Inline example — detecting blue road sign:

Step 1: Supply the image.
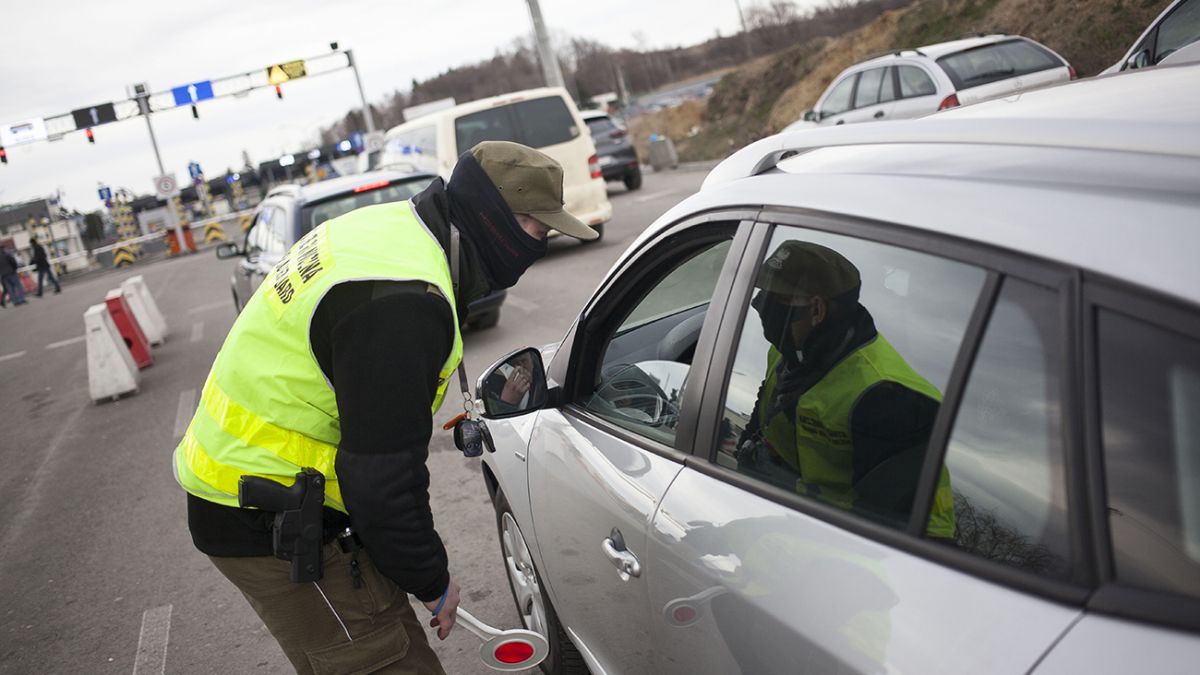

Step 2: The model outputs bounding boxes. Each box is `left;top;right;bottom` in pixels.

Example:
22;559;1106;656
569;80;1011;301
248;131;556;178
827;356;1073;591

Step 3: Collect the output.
97;186;112;202
172;81;214;107
351;132;364;151
188;162;203;179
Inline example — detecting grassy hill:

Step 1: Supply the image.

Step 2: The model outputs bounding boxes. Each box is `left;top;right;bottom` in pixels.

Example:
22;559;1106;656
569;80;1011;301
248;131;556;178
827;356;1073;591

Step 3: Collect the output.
630;0;1170;162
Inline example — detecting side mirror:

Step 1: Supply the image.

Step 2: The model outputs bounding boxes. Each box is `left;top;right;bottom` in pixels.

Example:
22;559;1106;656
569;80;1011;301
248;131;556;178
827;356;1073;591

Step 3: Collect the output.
477;347;548;419
215;242;243;259
1129;49;1152;69
803;110;816;122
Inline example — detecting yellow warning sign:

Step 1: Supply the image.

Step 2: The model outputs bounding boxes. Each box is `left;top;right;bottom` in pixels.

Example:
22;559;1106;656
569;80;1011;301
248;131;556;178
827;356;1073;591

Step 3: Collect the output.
112;246;137;268
267;60;307;85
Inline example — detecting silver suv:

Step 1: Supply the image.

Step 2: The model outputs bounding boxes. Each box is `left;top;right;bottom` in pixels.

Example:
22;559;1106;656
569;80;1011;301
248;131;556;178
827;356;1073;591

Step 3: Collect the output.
786;34;1074;131
473;64;1200;674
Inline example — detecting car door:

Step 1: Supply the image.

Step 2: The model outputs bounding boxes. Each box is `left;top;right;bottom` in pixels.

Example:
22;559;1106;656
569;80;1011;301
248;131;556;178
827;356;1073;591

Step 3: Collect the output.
234;208;269;306
526;217;746;674
890;64;942;119
646;219;1088;674
844;66;896;124
814;73;858;126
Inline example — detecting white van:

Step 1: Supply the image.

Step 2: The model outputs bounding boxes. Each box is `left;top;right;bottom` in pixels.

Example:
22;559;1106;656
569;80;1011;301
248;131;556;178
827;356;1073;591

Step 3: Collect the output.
378;87;612;238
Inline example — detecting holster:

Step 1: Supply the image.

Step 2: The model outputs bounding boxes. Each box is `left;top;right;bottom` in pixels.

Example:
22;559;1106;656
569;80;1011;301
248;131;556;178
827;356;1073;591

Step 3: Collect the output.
238;468;326;583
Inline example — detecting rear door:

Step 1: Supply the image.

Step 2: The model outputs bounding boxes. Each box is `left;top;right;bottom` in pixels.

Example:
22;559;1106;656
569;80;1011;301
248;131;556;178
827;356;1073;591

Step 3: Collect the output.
842;66;897;124
890;64;942;119
647;217;1088;673
937;39;1071;105
527;218;744;673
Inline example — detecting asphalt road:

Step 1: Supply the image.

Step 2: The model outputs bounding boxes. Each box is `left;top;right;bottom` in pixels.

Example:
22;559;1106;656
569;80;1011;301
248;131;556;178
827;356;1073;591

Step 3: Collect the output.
0;168;705;675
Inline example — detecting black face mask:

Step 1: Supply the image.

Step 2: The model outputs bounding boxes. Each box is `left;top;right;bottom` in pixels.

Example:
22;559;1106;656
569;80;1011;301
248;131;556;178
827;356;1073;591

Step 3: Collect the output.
446;153;547;290
752;290;802;358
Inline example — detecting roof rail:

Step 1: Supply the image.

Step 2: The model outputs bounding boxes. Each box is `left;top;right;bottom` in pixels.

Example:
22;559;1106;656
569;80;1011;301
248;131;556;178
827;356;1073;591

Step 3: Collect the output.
702;117;1200;189
858;47;926;62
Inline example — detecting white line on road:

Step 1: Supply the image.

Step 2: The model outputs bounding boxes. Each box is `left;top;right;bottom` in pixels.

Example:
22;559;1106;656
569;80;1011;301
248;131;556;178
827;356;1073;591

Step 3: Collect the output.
45;335;86;350
634;190;677;203
186;300;228;315
503;294;539;313
0;350;26;363
132;604;173;675
174;389;196;439
190;321;204;343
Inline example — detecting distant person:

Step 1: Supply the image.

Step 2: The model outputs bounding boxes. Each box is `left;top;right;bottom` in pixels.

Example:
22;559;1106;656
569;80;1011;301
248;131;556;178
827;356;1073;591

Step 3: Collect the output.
0;247;26;307
737;240;955;538
29;237;61;296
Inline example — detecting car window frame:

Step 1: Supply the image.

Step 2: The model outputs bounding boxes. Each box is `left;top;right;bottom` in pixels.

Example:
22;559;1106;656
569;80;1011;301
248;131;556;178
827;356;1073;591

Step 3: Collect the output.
895;63;939;100
818;72;860;118
685;206;1094;607
551;212;757;463
1082;275;1200;633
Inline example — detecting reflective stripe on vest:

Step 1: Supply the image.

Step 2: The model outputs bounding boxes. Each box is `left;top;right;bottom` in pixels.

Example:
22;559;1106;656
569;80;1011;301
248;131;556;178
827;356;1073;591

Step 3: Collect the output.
174;200;463;513
759;334;956;538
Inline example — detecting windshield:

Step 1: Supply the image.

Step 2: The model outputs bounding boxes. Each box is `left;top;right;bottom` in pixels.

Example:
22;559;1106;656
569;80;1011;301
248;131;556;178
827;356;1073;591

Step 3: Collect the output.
299;179;431;233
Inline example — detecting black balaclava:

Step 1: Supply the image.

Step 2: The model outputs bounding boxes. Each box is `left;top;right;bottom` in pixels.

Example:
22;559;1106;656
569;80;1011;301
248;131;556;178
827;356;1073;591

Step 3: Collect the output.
445;152;547;290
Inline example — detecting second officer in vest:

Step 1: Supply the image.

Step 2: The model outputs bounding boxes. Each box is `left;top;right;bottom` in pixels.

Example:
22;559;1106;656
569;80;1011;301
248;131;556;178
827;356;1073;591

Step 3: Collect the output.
737;240;956;539
175;141;598;674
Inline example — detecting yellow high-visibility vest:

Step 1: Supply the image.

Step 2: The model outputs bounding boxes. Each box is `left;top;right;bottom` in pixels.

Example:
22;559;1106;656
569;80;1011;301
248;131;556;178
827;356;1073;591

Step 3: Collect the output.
174;201;463;512
759;334;956;538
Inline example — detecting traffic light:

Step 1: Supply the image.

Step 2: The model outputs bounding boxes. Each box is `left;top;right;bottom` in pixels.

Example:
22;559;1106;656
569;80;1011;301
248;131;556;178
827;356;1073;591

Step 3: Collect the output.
192;104;200;119
275;85;283;100
0;146;6;164
86;128;95;144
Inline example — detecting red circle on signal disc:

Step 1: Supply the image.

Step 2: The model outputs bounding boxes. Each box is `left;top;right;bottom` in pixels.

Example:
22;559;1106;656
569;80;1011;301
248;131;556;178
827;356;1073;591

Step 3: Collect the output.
494;640;536;664
673;606;697;624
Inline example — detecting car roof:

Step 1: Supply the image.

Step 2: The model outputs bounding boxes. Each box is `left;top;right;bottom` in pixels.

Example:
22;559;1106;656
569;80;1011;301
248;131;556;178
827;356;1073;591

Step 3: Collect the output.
284;169;435;203
857;34;1019;67
650;65;1200;306
580;109;609;120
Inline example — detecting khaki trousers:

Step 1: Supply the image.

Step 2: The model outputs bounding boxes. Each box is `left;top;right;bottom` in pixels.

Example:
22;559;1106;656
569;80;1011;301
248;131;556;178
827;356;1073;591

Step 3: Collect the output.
210;541;445;675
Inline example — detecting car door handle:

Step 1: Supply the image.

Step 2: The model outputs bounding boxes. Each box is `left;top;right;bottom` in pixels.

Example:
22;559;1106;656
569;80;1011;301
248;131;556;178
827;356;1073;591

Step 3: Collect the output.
602;528;641;581
874;110;885;119
836;119;845;125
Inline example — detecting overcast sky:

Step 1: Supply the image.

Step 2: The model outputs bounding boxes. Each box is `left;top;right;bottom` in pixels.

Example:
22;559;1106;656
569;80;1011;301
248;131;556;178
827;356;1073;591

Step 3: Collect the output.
1;0;824;212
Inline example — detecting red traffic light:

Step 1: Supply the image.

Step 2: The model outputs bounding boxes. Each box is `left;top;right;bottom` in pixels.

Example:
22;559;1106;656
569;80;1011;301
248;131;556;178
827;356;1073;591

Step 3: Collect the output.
86;128;95;144
0;146;6;164
275;85;283;100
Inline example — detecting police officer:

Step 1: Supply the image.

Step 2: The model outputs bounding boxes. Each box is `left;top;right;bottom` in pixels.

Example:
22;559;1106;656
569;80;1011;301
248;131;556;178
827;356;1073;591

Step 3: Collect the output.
175;141;598;674
740;240;955;538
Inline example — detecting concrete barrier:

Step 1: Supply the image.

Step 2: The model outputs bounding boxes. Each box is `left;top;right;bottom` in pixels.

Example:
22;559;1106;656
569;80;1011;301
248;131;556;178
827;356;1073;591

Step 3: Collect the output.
85;304;140;402
121;276;168;345
104;289;154;369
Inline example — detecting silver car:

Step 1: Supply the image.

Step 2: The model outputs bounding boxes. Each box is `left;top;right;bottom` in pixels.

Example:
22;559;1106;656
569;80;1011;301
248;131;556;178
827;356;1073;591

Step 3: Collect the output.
473;64;1200;674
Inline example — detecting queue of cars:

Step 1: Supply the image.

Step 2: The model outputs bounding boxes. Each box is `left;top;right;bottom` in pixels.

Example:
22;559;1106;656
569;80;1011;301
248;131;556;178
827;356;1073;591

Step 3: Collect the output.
472;63;1200;674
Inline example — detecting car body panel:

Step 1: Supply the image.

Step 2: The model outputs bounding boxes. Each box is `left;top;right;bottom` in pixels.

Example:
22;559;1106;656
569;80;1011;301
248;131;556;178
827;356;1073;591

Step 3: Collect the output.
646;469;1081;674
1103;0;1200;74
1031;614;1200;674
526;408;684;674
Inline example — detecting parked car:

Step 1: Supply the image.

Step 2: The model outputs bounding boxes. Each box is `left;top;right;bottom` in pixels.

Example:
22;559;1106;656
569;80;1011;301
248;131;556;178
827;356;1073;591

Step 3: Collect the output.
580;109;643;191
783;34;1075;132
378;87;611;240
472;64;1200;674
1102;0;1200;73
216;169;506;329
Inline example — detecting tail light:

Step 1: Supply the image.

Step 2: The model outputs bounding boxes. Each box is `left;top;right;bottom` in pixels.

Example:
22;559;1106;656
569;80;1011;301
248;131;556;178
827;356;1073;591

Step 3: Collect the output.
353;180;391;193
1068;66;1078;80
588;154;601;179
937;93;961;111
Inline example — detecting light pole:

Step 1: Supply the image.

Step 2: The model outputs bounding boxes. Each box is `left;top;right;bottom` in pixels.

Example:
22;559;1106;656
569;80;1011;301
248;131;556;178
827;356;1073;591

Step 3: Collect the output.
337;43;376;134
524;0;565;89
734;0;753;60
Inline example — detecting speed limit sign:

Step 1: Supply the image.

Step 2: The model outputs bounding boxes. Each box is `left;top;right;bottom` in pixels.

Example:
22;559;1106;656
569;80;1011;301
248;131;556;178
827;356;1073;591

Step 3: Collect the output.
154;173;179;198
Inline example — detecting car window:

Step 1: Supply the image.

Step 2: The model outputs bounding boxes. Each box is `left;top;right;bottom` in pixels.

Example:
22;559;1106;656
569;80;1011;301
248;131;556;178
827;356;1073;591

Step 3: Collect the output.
299;180;430;234
384;125;438;171
456;106;518;151
582;237;735;446
247;208;272;254
854;67;887;108
936;278;1071;581
879;66;898;103
897;65;937;98
936;40;1063;89
715;225;986;534
1098;309;1200;599
1155;0;1200;63
267;206;289;254
585;116;618;137
514;97;579;148
820;75;857;117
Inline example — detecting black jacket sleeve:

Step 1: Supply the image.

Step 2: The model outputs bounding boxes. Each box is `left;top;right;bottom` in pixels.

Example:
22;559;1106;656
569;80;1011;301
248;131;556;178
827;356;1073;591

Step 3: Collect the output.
328;286;456;602
849;381;941;513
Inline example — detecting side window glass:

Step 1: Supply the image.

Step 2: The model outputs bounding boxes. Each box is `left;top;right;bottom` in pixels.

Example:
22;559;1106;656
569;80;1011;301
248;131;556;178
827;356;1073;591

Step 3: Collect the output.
583;237;735;446
717;225;985;533
1099;309;1200;598
854;67;885;109
248;209;271;254
938;279;1071;580
268;207;289;253
1155;0;1200;63
821;75;857;116
879;67;898;103
897;66;937;98
515;97;579;148
455;107;518;151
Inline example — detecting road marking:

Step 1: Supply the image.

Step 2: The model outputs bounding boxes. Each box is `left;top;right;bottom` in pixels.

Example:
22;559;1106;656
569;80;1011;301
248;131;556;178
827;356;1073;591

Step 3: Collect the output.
190;321;203;343
45;335;86;350
174;389;196;439
186;300;228;315
634;190;676;203
503;294;538;313
132;604;173;675
0;350;26;363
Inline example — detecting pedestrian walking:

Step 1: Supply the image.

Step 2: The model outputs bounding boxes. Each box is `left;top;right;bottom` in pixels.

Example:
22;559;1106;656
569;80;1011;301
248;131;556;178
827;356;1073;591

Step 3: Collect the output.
0;247;27;307
29;237;61;296
174;141;598;674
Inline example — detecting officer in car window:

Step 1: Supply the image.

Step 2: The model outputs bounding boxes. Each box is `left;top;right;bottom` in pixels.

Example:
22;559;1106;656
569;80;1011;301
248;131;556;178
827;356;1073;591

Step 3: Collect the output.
737;241;955;539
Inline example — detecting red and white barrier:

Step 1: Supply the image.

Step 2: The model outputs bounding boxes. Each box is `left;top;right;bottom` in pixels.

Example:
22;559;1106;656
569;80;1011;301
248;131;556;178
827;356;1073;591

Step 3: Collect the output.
104;289;154;369
120;275;168;345
85;304;140;402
